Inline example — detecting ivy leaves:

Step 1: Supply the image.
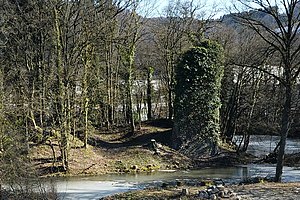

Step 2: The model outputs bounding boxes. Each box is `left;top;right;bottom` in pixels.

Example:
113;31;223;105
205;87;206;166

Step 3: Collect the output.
173;39;224;156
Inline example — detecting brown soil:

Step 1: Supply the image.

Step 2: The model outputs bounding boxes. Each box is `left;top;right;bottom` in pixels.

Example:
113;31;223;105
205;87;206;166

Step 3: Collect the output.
30;118;300;175
30;119;192;177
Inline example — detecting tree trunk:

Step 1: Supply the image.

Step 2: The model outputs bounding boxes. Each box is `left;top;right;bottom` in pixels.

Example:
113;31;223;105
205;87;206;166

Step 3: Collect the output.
127;82;135;133
147;67;153;120
241;72;261;152
223;73;242;141
82;45;92;149
136;92;142;130
54;5;68;172
168;88;173;119
83;98;89;148
105;42;112;130
126;43;136;133
275;83;292;182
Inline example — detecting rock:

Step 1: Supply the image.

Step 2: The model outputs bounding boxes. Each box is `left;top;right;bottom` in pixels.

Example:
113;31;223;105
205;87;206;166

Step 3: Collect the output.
181;188;189;195
227;189;233;195
198;184;240;199
130;165;138;170
115;160;122;164
221;190;231;198
207;185;219;194
146;164;153;168
151;139;157;149
213;179;225;186
198;181;206;186
161;182;168;188
154;149;161;155
207;188;213;195
216;185;225;191
207;185;215;190
218;191;225;198
230;192;237;198
199;190;209;199
173;164;179;169
176;180;184;186
210;194;217;200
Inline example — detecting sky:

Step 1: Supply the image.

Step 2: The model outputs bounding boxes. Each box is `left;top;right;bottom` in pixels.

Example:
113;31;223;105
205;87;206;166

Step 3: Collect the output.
137;0;282;19
147;0;233;18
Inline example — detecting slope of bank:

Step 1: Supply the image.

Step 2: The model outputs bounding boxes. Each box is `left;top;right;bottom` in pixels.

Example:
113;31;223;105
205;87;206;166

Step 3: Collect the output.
29;120;193;177
101;182;300;200
29;119;300;178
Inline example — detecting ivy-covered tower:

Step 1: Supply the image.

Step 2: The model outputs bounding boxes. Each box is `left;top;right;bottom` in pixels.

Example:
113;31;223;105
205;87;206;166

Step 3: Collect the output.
172;39;224;157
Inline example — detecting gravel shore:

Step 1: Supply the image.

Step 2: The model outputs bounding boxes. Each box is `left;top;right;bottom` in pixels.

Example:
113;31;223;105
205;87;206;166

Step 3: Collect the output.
101;182;300;200
231;182;300;199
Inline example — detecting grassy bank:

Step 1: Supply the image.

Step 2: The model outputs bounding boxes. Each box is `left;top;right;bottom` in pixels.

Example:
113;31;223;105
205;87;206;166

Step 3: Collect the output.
29;120;192;177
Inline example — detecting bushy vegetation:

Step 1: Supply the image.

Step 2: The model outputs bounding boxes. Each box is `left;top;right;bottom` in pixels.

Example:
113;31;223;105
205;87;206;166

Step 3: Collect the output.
173;40;224;157
1;0;300;186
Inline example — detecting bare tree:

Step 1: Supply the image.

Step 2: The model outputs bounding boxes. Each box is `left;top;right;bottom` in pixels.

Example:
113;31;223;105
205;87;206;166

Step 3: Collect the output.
234;0;300;182
153;0;206;119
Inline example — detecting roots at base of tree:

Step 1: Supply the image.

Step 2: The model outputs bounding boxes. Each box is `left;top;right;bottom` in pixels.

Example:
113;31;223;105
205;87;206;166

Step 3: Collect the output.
258;152;300;167
177;140;219;159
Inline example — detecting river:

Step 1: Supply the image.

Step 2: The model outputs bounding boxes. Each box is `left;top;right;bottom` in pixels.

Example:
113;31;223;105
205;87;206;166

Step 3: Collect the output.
55;135;300;200
55;168;243;199
234;135;300;157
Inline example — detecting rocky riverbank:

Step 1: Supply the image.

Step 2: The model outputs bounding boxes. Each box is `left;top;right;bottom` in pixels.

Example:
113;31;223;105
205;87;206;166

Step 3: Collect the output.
231;182;300;199
101;182;300;200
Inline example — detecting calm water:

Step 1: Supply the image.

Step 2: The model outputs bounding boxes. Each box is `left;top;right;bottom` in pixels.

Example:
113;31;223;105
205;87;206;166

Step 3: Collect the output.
55;165;300;199
234;135;300;157
56;168;244;200
55;135;300;200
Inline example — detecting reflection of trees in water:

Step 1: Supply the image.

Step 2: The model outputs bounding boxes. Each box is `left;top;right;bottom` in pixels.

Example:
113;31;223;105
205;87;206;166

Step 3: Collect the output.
234;135;300;157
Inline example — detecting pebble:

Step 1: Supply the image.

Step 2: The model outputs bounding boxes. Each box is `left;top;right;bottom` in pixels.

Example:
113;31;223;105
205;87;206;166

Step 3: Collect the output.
161;182;168;188
181;188;189;195
130;165;138;170
176;180;184;186
210;194;217;200
199;190;209;199
217;185;225;191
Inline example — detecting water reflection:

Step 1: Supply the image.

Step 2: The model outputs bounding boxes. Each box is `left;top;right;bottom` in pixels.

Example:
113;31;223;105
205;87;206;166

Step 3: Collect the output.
56;179;139;200
55;135;300;199
55;167;249;200
234;135;300;157
55;165;300;200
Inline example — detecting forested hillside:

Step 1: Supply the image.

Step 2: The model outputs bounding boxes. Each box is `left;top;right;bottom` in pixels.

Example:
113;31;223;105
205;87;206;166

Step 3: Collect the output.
1;0;300;190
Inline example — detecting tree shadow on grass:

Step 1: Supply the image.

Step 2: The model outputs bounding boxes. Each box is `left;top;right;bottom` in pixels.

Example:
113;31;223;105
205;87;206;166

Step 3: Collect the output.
87;130;173;149
108;131;135;142
38;165;66;174
142;118;173;129
33;157;57;164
